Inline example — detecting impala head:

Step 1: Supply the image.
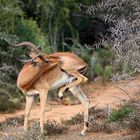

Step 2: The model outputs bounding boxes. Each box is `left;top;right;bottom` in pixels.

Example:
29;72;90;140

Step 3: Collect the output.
4;40;51;64
16;54;43;64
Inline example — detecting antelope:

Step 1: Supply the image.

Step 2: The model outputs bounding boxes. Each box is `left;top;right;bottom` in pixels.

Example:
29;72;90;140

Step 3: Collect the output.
6;41;90;136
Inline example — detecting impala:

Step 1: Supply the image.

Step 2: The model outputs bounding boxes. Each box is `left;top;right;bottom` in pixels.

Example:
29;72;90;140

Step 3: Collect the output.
6;41;90;136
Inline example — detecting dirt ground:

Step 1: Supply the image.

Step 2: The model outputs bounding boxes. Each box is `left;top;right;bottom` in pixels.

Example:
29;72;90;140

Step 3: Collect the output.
48;130;139;140
0;76;140;139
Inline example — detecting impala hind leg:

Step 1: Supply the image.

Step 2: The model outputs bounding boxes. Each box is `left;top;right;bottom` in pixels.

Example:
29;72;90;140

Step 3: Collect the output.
58;71;88;99
24;95;34;131
69;86;89;136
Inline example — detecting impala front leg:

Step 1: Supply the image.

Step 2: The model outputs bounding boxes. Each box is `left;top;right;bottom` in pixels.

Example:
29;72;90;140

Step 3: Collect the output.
39;89;48;133
24;95;34;131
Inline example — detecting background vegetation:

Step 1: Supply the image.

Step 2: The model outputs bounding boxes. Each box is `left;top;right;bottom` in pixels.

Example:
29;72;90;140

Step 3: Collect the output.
0;0;139;112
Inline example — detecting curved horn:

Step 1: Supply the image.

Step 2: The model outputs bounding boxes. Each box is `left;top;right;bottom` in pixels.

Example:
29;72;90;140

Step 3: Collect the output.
4;39;49;63
4;40;41;54
17;54;49;64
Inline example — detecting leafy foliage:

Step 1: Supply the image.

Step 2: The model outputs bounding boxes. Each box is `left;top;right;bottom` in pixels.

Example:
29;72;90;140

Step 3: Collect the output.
0;0;23;33
36;0;79;51
86;49;112;80
104;66;113;81
95;63;103;76
15;19;46;48
108;105;133;123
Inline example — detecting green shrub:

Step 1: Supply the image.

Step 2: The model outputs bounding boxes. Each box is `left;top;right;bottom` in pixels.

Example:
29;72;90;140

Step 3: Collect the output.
0;0;23;33
95;63;103;76
98;48;112;66
108;105;133;123
0;94;22;113
81;51;90;63
85;49;113;81
15;19;49;52
103;66;113;81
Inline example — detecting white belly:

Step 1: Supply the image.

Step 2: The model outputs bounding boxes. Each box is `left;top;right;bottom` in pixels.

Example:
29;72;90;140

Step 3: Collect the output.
26;72;75;95
50;72;70;90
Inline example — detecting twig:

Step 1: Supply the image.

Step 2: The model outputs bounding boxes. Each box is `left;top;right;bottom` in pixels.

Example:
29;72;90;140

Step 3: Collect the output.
115;85;134;104
112;95;126;102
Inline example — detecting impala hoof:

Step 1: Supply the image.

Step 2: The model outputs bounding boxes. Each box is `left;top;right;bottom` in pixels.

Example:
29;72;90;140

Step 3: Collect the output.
58;92;63;100
60;96;63;100
23;128;28;133
40;130;44;134
80;131;85;136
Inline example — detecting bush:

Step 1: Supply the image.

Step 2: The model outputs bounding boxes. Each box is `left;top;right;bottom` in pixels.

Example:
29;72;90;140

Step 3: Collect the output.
15;19;49;53
95;63;103;76
85;49;112;80
64;113;84;125
0;96;21;113
103;65;113;81
0;0;23;33
0;90;22;113
44;120;68;135
0;115;24;131
108;105;133;123
85;0;140;77
1;120;69;139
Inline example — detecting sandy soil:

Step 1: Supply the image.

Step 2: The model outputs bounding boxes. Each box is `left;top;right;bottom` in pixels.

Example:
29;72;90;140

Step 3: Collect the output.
0;76;140;139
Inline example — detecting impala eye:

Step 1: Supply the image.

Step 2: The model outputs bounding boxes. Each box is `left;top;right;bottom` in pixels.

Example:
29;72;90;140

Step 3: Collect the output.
31;61;40;67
